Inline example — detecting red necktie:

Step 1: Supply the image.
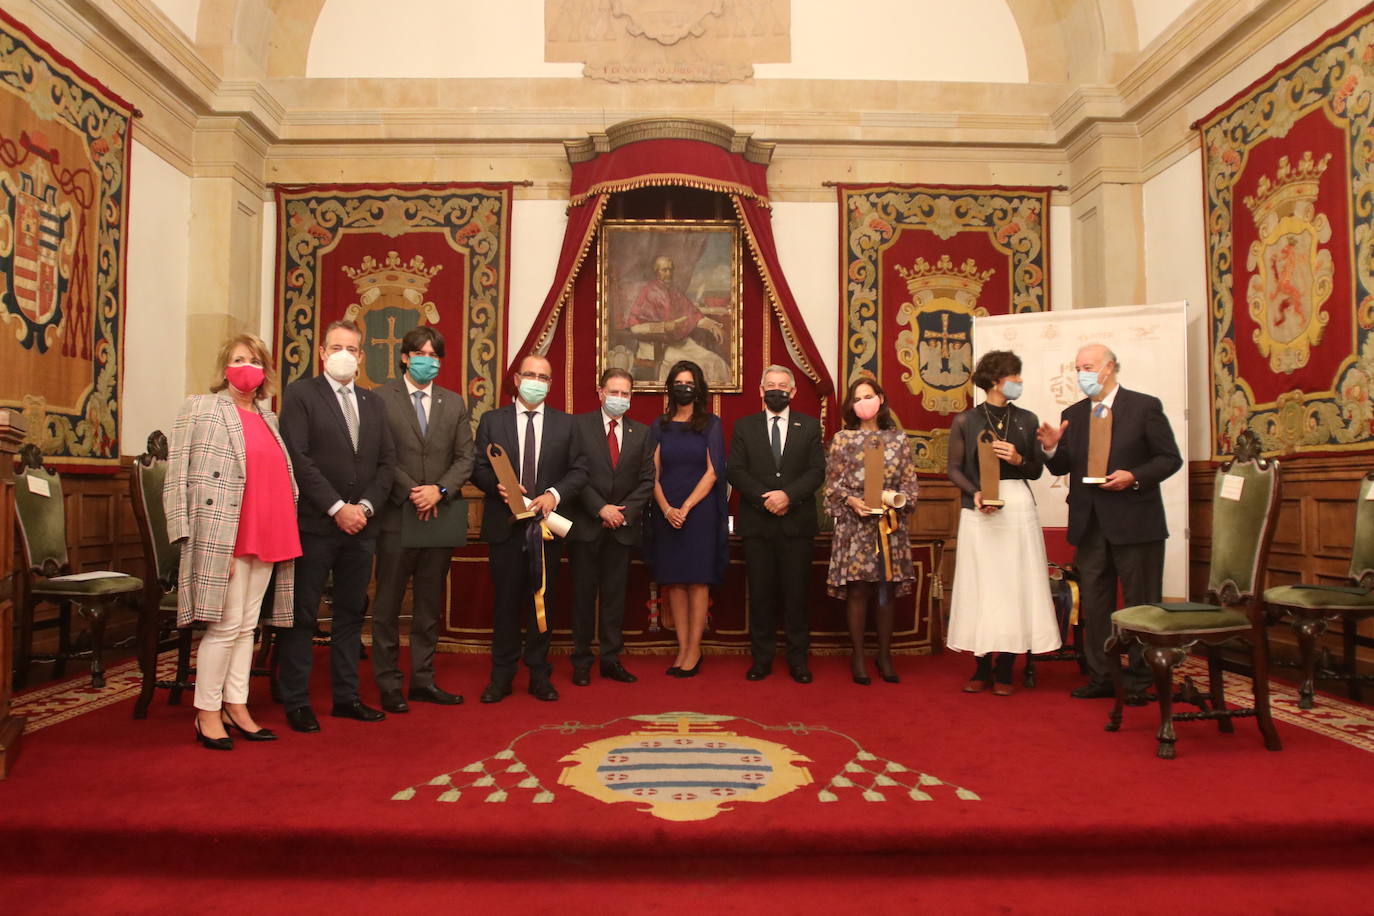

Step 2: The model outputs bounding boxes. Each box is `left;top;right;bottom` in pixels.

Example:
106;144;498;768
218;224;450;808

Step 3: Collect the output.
607;418;620;468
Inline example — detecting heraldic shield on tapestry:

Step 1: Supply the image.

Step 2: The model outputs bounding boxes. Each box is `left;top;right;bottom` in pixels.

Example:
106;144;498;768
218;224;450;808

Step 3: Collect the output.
1202;7;1372;459
0;10;134;467
274;184;513;424
839;185;1051;472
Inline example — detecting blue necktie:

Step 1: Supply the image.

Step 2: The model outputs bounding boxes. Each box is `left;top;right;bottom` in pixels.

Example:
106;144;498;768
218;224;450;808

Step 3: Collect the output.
413;390;428;436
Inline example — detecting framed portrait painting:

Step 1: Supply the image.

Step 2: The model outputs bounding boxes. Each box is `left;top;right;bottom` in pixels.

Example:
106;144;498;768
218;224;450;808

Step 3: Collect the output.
597;220;743;392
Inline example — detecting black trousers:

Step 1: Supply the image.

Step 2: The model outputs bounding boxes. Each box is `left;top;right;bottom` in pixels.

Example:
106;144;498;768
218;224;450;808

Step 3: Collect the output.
278;529;376;709
1074;511;1164;692
371;536;451;693
743;535;814;668
488;528;561;684
568;532;632;669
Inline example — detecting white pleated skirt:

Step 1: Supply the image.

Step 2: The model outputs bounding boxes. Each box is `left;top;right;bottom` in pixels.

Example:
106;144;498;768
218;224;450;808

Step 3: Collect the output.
946;480;1063;656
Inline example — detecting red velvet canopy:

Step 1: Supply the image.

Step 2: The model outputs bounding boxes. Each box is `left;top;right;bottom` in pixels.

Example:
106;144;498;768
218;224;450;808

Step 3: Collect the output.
510;133;834;427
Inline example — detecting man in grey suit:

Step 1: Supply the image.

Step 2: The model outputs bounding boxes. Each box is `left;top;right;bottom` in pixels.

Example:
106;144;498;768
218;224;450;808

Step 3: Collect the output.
371;327;474;713
565;369;656;686
726;365;826;683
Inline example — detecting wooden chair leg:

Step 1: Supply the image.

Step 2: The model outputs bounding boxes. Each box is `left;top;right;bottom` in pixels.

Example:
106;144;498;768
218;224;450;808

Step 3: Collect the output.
1290;616;1325;710
133;605;160;719
53;601;72;681
1344;626;1362;704
1206;646;1233;733
1144;644;1185;760
14;598;36;690
83;602;109;689
1105;633;1126;733
170;627;193;706
1251;627;1283;752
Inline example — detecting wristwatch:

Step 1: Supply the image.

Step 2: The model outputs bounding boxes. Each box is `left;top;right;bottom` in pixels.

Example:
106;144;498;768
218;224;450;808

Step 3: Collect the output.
361;503;374;518
439;486;448;499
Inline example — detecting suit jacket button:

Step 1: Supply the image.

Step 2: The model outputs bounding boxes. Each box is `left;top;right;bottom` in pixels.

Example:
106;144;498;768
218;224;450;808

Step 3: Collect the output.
205;499;213;505
212;471;220;478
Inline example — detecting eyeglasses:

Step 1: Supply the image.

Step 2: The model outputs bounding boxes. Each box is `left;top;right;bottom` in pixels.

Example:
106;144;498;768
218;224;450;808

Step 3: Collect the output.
519;371;553;383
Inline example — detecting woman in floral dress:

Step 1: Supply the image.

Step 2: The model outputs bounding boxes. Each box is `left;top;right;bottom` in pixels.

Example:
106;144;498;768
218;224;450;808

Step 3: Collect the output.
824;377;920;685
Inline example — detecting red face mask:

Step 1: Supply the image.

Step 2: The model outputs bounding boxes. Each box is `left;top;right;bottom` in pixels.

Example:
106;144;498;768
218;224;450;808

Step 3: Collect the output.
226;364;265;394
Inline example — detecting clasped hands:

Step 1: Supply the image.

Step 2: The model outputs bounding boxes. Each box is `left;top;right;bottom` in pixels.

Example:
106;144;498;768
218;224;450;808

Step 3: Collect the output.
408;484;443;521
659;502;692;528
333;503;368;535
761;490;790;515
497;482;556;517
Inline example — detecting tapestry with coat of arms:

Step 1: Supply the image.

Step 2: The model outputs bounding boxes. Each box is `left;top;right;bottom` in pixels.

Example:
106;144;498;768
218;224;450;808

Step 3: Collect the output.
838;184;1051;472
0;10;135;468
1201;6;1374;459
274;183;513;423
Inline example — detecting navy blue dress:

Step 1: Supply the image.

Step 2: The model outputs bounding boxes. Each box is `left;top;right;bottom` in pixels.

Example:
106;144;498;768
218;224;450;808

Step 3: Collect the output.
645;416;729;586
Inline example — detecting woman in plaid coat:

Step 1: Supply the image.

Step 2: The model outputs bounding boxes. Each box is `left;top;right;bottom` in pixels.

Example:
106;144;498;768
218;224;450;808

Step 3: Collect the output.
165;333;301;750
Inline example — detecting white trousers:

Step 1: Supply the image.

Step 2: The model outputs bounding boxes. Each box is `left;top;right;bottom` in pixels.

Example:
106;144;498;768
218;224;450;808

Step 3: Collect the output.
194;555;273;711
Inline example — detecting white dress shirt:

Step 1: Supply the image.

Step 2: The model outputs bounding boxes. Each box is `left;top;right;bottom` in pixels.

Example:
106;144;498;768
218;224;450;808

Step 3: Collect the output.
515;399;560;507
405;375;434;424
327;378;374;518
602;408;624;453
765;406;790;455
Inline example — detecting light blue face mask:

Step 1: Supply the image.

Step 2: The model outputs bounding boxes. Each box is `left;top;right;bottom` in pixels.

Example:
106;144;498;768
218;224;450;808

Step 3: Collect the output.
603;395;630;417
1077;370;1103;398
518;378;549;407
407;355;440;384
1001;380;1024;400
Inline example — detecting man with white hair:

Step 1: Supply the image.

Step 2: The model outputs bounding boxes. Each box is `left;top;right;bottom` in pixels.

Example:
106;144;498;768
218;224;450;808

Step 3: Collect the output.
726;364;826;683
1036;342;1182;704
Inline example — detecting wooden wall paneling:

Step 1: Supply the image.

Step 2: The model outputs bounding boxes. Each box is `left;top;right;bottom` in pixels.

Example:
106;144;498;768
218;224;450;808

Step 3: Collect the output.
1;409;27;777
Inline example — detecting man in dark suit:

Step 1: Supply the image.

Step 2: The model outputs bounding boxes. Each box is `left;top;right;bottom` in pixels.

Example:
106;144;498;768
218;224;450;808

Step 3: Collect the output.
565;368;655;686
726;365;826;683
471;353;587;703
1037;342;1182;702
278;319;397;732
370;327;474;713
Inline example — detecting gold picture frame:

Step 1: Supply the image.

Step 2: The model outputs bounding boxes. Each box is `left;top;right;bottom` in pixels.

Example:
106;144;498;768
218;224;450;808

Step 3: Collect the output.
597;220;743;393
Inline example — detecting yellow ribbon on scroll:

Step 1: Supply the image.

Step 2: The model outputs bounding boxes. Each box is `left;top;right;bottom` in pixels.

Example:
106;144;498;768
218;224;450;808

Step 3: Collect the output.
527;519;556;633
877;508;901;580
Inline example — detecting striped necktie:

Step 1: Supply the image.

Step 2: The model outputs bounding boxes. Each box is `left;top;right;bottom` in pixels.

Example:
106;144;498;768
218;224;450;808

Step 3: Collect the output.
339;386;358;451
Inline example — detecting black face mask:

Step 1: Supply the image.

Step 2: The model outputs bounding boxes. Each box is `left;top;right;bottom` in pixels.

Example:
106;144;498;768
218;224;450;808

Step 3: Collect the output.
670;384;697;405
763;389;791;412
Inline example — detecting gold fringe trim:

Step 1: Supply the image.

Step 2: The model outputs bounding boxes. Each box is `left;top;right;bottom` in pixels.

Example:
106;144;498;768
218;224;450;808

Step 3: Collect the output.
570;175;770;209
533;194;609;355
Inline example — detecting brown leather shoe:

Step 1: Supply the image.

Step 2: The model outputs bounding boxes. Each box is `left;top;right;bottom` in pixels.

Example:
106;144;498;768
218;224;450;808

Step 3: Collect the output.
962;679;989;693
992;683;1014;696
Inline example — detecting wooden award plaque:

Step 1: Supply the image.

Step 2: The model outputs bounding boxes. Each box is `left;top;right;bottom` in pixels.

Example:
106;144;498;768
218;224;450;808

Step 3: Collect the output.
486;443;538;520
977;430;1004;508
863;439;886;514
1084;405;1111;484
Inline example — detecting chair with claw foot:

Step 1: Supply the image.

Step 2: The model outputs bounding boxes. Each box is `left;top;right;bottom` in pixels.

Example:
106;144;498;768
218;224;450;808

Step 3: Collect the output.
1103;430;1282;759
13;445;143;689
1261;469;1374;710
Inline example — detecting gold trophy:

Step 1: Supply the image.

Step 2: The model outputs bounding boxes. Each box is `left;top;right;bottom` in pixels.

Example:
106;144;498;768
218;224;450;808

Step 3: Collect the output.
977;429;1005;508
486;443;539;521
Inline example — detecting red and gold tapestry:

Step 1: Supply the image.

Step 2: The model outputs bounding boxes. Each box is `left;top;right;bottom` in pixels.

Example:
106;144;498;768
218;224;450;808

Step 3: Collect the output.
273;183;513;421
838;184;1051;472
0;10;135;468
1201;6;1374;459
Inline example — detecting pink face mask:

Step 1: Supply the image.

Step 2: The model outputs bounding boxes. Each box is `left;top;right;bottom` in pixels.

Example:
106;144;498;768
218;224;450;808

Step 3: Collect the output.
226;364;265;393
853;397;881;421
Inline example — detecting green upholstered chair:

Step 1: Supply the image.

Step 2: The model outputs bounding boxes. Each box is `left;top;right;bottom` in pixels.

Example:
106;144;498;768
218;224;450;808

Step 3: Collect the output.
1104;430;1282;759
12;445;143;689
1262;470;1374;709
129;431;195;718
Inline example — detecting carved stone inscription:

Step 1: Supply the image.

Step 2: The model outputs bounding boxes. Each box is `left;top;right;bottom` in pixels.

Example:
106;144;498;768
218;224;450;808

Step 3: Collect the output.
546;0;790;83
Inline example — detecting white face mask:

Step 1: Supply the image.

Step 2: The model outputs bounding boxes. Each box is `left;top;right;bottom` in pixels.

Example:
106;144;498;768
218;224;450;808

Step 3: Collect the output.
324;350;358;383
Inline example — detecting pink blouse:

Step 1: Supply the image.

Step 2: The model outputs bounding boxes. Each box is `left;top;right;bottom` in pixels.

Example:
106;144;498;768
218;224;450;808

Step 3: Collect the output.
234;408;302;562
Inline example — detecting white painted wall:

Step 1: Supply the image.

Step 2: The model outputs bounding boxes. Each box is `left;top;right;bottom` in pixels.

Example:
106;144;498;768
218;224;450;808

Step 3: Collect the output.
145;0;199;41
1049;204;1073;311
1132;0;1197;49
1142;149;1208;460
308;0;583;78
123;140;190;450
507;199;570;360
307;0;1027;83
770;201;839;384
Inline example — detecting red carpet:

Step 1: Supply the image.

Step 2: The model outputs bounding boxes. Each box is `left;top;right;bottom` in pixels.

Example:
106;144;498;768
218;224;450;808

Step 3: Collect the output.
4;648;1374;913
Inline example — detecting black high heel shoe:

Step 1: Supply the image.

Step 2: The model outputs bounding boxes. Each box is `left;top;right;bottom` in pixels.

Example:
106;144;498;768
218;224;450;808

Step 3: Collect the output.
876;658;900;684
851;659;871;686
195;717;234;751
222;711;277;742
675;656;703;678
666;665;683;676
